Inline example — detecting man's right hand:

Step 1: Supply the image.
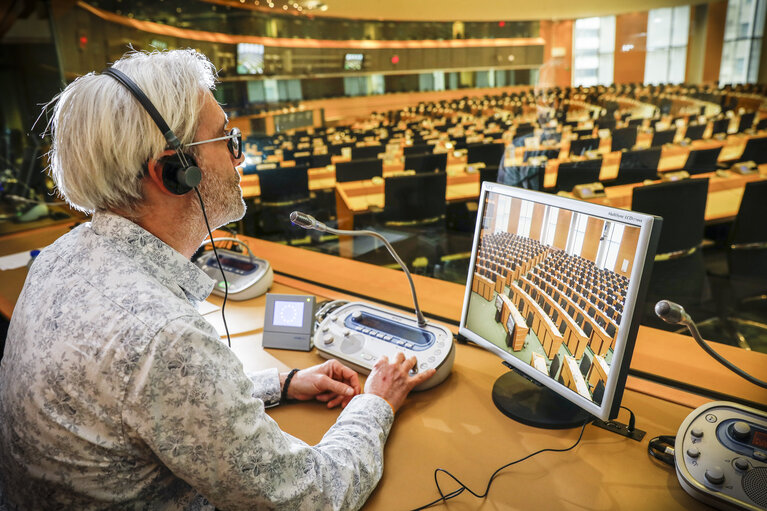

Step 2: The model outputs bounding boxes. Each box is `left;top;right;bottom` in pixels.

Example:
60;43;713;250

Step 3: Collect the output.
363;352;436;413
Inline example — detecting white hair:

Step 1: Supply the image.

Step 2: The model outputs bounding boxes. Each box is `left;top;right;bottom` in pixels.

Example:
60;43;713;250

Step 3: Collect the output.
47;49;217;214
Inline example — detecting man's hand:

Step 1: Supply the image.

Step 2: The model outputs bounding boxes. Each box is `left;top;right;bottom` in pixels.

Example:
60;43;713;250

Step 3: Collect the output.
284;360;361;408
364;352;436;413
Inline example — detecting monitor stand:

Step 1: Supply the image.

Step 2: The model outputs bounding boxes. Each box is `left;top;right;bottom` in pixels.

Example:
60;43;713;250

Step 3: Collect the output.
492;369;592;429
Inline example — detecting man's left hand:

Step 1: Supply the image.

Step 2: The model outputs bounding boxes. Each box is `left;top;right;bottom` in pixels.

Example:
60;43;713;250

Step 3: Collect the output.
284;360;361;408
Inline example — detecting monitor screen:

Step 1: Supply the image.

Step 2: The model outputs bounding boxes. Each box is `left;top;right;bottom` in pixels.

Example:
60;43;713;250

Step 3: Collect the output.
344;53;364;71
236;43;265;75
459;182;661;424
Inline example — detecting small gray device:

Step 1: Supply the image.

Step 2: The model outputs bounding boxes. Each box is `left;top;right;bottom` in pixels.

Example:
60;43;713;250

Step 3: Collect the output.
675;401;767;510
262;294;316;351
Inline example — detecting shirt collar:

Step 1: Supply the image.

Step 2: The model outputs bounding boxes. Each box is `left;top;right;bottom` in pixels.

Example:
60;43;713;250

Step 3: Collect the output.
90;211;214;304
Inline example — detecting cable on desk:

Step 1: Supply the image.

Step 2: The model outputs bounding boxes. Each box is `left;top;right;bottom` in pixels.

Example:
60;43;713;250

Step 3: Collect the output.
647;435;676;467
410;420;592;511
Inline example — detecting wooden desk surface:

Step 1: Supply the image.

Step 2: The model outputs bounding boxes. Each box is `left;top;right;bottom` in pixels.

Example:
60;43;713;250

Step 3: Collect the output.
3;225;767;510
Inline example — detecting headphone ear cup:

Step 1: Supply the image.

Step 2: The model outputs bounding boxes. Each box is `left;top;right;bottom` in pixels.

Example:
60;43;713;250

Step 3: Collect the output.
159;153;200;195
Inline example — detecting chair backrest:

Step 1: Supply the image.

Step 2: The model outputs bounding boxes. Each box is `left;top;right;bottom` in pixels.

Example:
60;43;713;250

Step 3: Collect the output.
597;117;617;131
569;137;600;157
549;354;561;379
738;136;767;164
711;118;729;136
404;152;448;174
729;179;767;278
466;142;506;167
552;158;602;193
579;355;592;378
593;380;605;404
383;172;447;224
682;147;722;174
335;158;384;183
614;148;661;185
403;143;434;156
737;112;756;133
523;148;560;162
684;124;706;141
610;127;638;152
650;128;676;147
573;127;594;139
257;165;310;204
293;155;313;168
351;144;384;160
311;153;332;168
479;165;498;185
631;178;709;254
627;118;644;127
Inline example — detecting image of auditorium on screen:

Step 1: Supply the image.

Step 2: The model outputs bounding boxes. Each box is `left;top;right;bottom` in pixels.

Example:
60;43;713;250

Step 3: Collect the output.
465;192;640;405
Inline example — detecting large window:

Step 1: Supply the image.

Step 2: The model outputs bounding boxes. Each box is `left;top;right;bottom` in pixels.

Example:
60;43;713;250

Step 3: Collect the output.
566;213;588;256
596;222;625;271
720;0;766;84
572;16;615;87
644;6;690;85
518;201;534;238
542;206;559;246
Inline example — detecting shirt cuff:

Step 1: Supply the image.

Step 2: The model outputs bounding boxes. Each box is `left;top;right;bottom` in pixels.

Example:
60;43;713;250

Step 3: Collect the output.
341;394;396;433
247;367;281;408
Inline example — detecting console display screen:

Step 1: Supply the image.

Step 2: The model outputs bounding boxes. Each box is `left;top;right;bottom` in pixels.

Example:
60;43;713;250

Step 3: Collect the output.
273;300;305;328
353;312;432;345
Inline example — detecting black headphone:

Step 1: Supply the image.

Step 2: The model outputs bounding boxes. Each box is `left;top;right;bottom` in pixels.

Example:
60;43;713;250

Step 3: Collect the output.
102;67;202;195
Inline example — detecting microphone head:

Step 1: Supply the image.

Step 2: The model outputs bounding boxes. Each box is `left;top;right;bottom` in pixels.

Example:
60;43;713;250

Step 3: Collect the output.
655;299;685;324
290;211;315;229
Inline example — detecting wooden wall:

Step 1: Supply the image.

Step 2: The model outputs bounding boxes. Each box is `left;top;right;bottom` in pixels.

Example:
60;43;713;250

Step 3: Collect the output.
581;217;604;263
529;203;546;241
615;225;641;277
539;20;573;88
553;209;573;250
702;1;727;83
507;199;522;235
614;12;648;85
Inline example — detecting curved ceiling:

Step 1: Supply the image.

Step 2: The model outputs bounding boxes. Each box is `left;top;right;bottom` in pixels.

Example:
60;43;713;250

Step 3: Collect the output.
305;0;715;21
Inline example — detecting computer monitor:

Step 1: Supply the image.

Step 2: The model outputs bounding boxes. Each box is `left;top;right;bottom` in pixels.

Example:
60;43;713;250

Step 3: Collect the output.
459;182;661;427
335;158;384;182
404;152;448;173
236;43;265;75
682;147;722;174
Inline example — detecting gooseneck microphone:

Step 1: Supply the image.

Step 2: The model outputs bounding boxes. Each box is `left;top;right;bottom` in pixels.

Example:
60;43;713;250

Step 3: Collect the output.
290;211;428;327
655;300;767;389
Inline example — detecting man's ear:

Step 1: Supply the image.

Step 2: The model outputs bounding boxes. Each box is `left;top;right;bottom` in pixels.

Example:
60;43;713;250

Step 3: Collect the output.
146;149;180;197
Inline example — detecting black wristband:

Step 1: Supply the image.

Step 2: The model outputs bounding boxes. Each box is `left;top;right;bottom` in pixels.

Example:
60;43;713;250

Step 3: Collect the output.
280;368;300;404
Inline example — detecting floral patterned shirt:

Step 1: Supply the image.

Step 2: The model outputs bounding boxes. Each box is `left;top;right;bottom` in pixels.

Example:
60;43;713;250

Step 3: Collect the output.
0;212;394;510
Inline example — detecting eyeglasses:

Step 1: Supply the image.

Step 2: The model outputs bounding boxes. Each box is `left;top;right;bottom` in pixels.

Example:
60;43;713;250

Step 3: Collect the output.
185;127;242;160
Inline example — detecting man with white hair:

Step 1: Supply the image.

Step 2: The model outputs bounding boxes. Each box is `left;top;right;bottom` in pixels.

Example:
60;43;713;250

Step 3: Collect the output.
0;49;434;510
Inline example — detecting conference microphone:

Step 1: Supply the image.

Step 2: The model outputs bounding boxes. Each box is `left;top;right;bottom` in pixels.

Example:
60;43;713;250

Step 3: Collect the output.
654;300;767;389
290;211;428;327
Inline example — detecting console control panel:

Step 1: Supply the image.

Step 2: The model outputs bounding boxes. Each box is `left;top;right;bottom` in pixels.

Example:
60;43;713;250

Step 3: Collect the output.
314;302;455;391
675;401;767;511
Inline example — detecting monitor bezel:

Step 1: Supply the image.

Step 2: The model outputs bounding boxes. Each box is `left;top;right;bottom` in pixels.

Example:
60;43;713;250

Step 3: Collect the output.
458;181;661;422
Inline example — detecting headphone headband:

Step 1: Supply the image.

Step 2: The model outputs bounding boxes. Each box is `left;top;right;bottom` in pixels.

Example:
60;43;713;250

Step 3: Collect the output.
101;67;181;150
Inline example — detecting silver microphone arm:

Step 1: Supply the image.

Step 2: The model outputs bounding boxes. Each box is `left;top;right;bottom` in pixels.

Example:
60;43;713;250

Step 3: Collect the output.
290;211;428;327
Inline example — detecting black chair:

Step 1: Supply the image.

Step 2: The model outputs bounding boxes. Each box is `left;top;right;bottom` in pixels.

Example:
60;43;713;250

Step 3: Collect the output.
253;165;312;240
579;355;592;378
310;153;332;168
351;144;383;160
569;137;600;157
383;172;447;225
609;148;661;186
549;354;562;379
550;159;602;193
737;112;756;133
650;128;676;147
479;166;498;185
403;143;433;156
711;118;730;136
404;150;448;173
335;158;384;183
684;124;706;141
467;142;506;168
627;118;644;128
737;136;767;164
610;127;638;152
592;380;605;405
631;178;710;328
682;147;722;175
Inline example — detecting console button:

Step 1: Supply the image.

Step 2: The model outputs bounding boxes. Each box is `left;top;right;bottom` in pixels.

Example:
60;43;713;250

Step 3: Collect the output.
691;427;704;438
686;447;700;458
733;458;749;471
704;467;725;485
731;421;751;442
340;334;364;355
323;335;334;346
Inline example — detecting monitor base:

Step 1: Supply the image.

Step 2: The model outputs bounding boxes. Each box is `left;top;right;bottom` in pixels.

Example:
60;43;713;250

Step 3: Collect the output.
492;370;592;429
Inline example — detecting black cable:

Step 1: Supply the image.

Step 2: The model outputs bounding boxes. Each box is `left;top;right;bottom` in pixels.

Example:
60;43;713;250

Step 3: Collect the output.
410;420;591;511
194;187;232;348
647;435;676;467
620;405;636;432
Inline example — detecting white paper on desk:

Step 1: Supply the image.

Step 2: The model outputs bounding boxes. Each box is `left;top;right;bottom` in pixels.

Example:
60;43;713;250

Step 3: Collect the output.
197;300;221;315
0;250;36;271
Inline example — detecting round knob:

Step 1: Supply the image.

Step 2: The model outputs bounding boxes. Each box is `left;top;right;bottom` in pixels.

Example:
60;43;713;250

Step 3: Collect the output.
321;326;330;333
691;427;704;438
343;329;351;337
733;458;749;471
352;311;362;320
323;334;334;345
704;466;725;485
686;447;700;458
732;421;751;441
